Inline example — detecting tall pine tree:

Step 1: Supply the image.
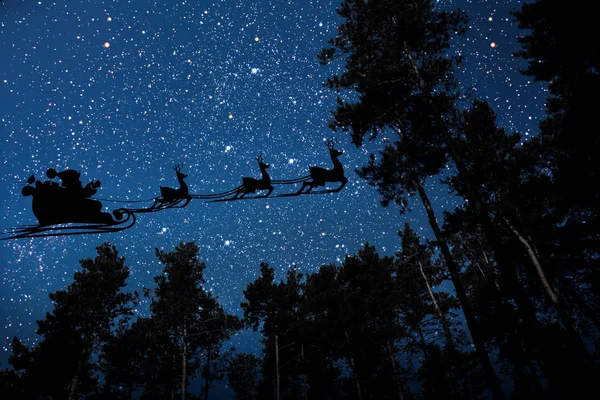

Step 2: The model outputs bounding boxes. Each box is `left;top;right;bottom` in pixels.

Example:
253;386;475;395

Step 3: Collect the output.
318;2;506;397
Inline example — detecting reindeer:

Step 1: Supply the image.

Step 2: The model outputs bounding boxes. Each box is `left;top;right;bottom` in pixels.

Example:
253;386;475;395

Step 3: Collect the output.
297;137;348;194
150;163;190;209
233;152;274;199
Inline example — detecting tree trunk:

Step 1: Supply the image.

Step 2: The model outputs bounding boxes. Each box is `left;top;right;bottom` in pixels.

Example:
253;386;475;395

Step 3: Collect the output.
387;341;405;400
204;351;211;400
474;235;502;291
502;217;558;304
171;351;176;400
68;351;86;400
301;344;308;400
413;175;505;400
345;331;364;400
400;47;506;400
275;335;280;400
418;260;454;347
502;216;592;361
68;373;79;400
67;361;81;400
416;324;428;357
182;326;187;400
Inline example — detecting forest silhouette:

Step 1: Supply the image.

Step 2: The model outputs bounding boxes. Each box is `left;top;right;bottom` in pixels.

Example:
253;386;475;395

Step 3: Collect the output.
1;0;599;399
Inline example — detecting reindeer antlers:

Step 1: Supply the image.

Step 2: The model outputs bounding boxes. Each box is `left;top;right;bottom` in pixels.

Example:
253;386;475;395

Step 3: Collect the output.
325;137;337;149
173;163;184;172
256;152;265;163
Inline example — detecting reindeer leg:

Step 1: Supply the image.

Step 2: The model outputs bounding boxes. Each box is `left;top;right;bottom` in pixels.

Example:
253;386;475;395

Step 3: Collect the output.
265;185;274;197
334;177;349;192
147;198;160;210
296;181;309;195
239;185;249;199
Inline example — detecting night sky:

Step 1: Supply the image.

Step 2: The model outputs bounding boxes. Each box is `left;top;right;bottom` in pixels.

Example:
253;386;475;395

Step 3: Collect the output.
1;0;545;376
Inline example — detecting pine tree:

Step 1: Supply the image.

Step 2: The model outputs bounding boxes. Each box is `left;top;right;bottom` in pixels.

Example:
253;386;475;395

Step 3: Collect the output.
444;90;598;399
224;352;261;400
512;0;600;340
396;223;460;349
512;0;600;224
310;244;406;399
396;223;486;399
242;245;410;398
101;242;239;399
100;317;160;399
3;242;137;399
318;2;506;397
242;263;309;399
139;241;241;399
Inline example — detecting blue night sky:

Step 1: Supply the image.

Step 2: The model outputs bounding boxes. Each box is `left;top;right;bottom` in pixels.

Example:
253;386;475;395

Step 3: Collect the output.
1;0;545;381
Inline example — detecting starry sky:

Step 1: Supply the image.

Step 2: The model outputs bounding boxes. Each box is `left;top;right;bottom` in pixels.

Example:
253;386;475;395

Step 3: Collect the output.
0;0;546;373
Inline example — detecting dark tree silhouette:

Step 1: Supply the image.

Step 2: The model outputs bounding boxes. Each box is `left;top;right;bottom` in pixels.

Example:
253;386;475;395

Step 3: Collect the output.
444;93;599;398
512;0;600;328
396;223;486;399
244;245;441;399
133;242;241;399
513;0;600;215
396;223;461;350
241;263;310;399
99;243;241;400
242;241;494;398
0;368;24;399
317;2;508;397
306;244;407;399
224;352;261;400
2;243;137;399
100;316;165;399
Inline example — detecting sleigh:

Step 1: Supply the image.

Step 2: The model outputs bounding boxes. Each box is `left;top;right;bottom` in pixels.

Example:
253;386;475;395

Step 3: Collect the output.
1;180;135;240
